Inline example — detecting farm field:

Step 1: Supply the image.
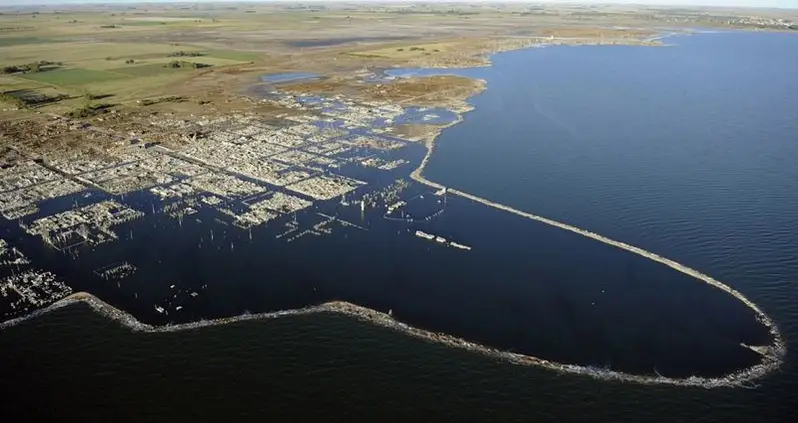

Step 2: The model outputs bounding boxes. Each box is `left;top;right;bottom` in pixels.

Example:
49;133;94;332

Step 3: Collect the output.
0;2;793;129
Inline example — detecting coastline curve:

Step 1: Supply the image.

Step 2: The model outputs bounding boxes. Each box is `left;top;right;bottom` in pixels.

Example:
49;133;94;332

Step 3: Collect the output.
0;284;785;389
0;108;787;390
0;63;787;390
406;118;786;388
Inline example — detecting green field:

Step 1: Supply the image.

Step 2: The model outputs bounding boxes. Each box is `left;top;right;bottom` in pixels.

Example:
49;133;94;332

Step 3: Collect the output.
0;37;64;47
203;49;261;62
110;63;187;77
19;68;127;86
113;21;172;27
1;44;254;102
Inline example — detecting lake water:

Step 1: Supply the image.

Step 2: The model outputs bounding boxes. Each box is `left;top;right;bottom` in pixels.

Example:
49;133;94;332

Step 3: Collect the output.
260;72;319;83
2;31;798;421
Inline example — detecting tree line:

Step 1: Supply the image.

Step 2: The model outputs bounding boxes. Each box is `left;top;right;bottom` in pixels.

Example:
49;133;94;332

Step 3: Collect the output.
1;60;61;74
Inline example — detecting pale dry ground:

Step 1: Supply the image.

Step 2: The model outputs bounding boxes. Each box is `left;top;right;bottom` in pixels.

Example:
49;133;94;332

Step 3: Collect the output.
0;2;794;156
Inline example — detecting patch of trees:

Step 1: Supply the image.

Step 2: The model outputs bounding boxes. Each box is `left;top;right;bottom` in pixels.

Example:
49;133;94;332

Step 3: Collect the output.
1;60;61;74
388;10;479;15
66;103;112;118
139;96;185;106
0;91;27;108
0;90;69;108
167;51;204;58
82;91;113;101
99;25;118;29
163;60;211;69
1;65;20;74
398;47;441;53
125;59;135;64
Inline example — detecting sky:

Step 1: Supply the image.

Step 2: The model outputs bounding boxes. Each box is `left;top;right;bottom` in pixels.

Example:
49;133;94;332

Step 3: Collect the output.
0;0;795;9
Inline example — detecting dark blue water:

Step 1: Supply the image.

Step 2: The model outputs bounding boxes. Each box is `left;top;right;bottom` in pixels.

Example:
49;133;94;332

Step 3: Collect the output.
422;32;798;359
2;32;797;421
391;33;798;366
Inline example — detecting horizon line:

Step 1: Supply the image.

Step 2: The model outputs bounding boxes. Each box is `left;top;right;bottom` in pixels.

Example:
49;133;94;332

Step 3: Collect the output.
1;1;796;12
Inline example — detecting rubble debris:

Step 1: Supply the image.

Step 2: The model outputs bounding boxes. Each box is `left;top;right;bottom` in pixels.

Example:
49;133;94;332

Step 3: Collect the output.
23;200;144;249
186;173;265;199
94;261;137;281
286;174;365;200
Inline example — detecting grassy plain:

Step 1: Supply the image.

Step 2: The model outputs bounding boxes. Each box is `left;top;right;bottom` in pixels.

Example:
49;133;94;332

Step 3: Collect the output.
19;68;126;86
0;2;794;152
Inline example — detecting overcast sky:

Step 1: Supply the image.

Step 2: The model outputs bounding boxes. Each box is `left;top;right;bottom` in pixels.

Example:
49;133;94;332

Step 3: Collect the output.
0;0;796;9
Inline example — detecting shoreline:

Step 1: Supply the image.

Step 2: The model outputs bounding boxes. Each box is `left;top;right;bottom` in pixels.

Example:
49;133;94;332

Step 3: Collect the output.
404;35;785;386
396;36;666;71
0;111;787;388
0;138;787;389
0;288;784;389
0;33;787;389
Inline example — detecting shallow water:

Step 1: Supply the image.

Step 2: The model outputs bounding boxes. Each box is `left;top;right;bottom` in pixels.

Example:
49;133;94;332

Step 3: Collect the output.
260;72;319;83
